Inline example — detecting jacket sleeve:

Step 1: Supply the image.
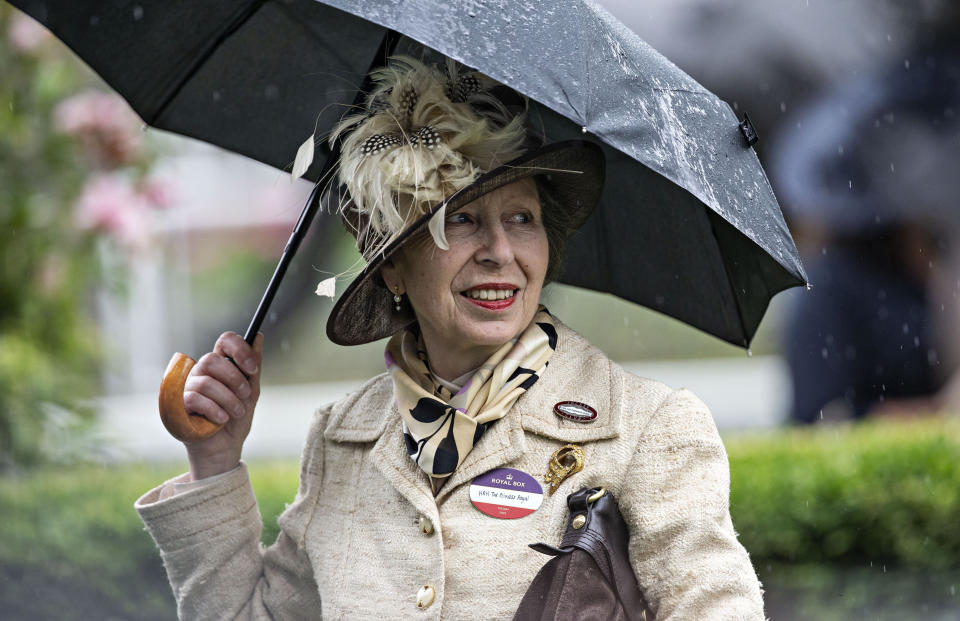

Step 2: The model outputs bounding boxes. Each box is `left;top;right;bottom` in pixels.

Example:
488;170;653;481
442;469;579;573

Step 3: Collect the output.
619;388;765;620
135;407;329;620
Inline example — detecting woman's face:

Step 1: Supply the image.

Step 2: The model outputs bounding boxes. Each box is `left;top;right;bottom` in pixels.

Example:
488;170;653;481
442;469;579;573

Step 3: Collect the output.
382;179;549;376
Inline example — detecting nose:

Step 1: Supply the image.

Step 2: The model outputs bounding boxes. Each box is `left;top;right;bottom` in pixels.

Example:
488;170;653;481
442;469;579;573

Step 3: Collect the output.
475;219;514;267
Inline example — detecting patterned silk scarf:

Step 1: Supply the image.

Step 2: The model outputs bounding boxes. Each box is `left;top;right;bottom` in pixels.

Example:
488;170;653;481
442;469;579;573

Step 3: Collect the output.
385;307;558;489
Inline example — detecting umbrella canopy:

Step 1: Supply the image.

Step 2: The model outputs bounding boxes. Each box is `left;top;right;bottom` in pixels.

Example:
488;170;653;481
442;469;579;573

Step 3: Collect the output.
9;0;806;346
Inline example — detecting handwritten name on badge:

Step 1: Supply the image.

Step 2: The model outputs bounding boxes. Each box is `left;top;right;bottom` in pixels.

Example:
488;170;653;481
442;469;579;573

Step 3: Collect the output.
470;468;544;519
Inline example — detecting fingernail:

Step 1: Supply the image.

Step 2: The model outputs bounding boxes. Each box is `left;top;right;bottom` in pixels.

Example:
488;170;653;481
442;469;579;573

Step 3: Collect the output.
243;359;258;374
238;382;251;399
216;411;229;424
235;404;246;418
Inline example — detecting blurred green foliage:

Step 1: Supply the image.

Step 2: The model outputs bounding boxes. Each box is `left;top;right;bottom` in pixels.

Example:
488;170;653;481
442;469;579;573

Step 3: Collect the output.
0;461;296;619
1;6;100;468
759;562;960;621
728;418;960;570
0;7;160;468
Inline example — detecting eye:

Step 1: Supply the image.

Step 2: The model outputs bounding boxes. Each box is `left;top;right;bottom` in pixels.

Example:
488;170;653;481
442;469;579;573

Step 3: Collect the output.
446;212;474;225
508;212;532;224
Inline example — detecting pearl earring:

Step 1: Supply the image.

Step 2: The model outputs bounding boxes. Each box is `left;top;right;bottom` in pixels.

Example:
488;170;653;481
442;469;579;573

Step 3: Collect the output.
393;285;402;312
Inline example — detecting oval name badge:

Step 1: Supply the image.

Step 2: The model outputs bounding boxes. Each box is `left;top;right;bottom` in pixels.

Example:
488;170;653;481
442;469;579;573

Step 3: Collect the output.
469;468;544;519
553;401;598;423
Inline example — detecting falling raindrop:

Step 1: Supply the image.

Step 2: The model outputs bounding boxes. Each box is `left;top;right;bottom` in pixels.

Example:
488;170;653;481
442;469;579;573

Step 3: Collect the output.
904;59;910;69
133;5;144;20
581;126;588;134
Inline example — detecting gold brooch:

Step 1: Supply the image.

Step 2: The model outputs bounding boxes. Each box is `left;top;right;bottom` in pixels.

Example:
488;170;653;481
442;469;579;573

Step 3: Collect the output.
544;444;585;495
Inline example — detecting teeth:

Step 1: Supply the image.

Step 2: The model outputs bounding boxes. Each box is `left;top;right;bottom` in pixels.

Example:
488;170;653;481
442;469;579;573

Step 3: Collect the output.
466;289;515;300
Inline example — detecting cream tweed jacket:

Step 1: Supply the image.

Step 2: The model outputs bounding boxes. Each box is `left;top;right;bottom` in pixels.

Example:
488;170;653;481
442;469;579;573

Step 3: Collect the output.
136;322;765;620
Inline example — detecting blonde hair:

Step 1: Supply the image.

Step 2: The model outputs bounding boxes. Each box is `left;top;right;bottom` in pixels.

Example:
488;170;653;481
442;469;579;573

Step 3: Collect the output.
330;56;528;259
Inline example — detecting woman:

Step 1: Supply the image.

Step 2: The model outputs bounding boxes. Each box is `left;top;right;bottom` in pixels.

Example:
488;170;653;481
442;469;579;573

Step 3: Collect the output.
136;57;765;619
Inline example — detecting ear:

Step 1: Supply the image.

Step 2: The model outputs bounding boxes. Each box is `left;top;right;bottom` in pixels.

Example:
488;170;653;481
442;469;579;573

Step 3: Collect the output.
380;259;403;294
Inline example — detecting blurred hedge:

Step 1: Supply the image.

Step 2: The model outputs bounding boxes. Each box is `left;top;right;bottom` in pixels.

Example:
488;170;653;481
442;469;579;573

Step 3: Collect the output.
1;419;958;618
0;461;297;619
728;417;960;570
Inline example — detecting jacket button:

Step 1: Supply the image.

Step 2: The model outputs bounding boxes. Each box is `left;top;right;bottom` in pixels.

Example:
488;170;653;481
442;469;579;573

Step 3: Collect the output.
418;515;434;535
416;585;436;609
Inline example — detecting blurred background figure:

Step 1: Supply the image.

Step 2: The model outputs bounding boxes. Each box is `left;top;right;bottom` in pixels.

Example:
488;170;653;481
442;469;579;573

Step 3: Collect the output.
770;18;960;423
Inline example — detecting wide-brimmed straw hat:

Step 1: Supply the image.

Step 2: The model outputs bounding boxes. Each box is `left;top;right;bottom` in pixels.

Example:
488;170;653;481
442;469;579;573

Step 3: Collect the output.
324;57;605;346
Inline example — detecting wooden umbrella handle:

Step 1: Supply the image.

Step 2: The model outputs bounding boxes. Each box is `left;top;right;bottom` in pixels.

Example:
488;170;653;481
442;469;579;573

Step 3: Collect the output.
158;352;224;442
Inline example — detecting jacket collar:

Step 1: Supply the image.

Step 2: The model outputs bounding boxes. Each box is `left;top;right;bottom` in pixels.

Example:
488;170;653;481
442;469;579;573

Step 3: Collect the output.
323;320;624;508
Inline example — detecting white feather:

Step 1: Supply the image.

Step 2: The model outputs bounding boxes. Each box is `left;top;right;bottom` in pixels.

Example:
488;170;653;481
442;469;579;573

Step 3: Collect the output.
428;203;449;250
314;277;336;298
291;134;315;180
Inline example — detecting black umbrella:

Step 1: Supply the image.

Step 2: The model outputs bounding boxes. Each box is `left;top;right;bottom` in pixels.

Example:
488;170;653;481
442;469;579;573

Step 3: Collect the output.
10;0;806;347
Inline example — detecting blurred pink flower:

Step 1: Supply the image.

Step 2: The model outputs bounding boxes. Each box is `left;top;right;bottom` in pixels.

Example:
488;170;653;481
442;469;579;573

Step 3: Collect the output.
8;12;50;53
140;177;177;209
73;173;152;252
54;91;143;167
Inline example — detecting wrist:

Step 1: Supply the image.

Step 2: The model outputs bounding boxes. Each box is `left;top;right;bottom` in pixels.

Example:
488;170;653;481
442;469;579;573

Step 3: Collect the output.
186;450;241;481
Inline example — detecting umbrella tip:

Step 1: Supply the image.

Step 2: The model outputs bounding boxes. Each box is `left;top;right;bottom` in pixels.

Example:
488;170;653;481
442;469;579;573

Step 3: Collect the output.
746;348;753;358
805;282;813;291
739;113;759;147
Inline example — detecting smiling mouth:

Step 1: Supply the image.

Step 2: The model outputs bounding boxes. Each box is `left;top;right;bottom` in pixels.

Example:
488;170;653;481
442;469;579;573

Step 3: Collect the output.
460;284;519;309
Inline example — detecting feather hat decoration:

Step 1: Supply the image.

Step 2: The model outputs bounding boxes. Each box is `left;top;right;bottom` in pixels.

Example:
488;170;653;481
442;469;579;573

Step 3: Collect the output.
300;54;606;346
327;56;529;258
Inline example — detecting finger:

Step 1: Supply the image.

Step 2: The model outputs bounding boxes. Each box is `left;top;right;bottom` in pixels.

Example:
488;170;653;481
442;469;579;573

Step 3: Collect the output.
213;332;259;375
185;374;247;420
183;389;230;425
247;333;265;399
195;352;252;400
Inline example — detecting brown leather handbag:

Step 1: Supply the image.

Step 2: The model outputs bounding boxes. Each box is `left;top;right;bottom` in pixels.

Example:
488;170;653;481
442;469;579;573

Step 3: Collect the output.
514;487;653;621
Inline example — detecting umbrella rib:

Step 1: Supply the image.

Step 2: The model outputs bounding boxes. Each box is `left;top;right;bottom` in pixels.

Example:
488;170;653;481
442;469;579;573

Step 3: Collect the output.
147;0;267;125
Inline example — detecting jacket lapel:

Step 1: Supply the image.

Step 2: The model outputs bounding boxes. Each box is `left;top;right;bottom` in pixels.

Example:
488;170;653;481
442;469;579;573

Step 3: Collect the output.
515;322;624;444
324;376;436;518
322;322;624;511
369;415;438;518
436;322;623;501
